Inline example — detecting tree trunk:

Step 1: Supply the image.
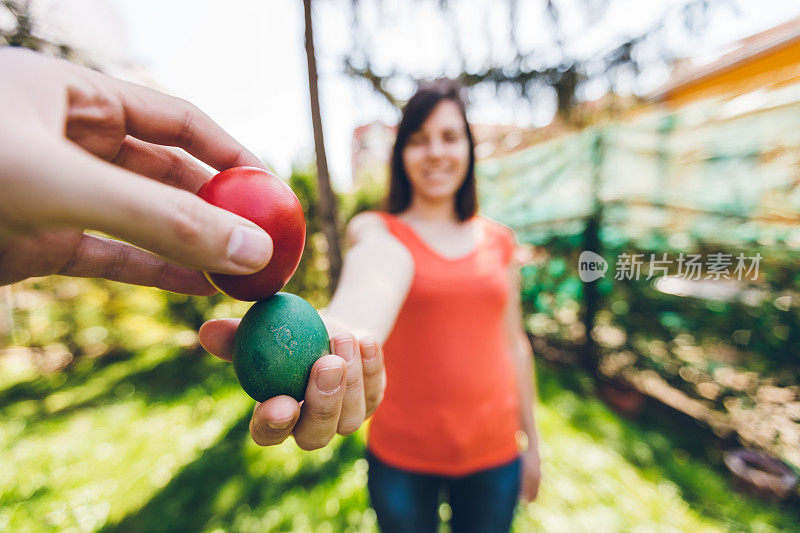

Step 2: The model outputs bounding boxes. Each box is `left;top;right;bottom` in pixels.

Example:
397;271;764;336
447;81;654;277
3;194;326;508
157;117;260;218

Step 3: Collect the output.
302;0;343;294
580;130;604;377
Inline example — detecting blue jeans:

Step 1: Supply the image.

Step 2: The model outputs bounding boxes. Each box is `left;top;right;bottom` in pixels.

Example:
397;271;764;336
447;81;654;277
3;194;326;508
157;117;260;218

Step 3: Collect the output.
366;450;522;533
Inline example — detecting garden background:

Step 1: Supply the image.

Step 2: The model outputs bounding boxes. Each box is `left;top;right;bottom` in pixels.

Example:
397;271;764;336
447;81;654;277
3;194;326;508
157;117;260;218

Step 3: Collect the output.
3;0;800;531
2;155;800;530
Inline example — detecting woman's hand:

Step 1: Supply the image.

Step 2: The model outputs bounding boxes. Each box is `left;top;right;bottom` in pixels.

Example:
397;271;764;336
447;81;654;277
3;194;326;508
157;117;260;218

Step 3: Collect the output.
0;48;273;294
198;319;386;450
519;443;542;503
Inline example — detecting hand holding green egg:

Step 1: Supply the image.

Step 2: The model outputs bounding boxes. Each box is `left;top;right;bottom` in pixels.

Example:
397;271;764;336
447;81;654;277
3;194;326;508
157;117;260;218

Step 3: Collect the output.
233;293;330;402
197;167;385;451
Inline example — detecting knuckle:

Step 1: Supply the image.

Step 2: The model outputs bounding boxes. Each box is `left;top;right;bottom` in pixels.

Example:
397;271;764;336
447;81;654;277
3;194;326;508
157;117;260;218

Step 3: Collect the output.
308;401;341;423
112;138;132;167
175;101;198;149
153;259;173;288
362;359;383;379
253;434;285;447
366;389;385;414
250;433;268;447
165;193;201;245
104;243;132;281
337;416;364;436
250;422;284;447
164;149;187;188
295;437;330;451
98;96;124;129
57;241;85;276
345;369;363;389
365;389;381;405
223;147;245;170
88;87;124;124
249;423;267;446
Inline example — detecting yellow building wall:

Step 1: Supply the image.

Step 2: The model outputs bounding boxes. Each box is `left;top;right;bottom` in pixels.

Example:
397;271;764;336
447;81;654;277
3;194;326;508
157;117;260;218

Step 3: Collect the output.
663;37;800;107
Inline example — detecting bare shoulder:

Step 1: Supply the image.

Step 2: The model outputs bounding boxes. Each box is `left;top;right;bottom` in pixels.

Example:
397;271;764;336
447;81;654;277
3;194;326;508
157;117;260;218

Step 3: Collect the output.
346;211;412;264
346;211;388;245
340;211;414;299
479;216;517;244
347;212;406;253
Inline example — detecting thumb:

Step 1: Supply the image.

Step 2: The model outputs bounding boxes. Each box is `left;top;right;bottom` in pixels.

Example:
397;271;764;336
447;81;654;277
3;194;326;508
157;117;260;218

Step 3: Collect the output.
13;137;272;275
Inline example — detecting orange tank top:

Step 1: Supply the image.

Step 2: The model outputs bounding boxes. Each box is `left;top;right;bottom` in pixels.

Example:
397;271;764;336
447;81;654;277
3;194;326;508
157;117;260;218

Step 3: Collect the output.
367;212;521;476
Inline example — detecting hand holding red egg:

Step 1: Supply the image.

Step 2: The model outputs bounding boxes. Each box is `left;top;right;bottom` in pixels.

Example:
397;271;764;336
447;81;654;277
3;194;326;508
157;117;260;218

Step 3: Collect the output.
197;166;306;301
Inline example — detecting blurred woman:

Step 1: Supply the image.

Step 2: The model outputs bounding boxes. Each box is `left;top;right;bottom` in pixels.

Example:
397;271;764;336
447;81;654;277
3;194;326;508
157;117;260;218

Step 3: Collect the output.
324;79;541;532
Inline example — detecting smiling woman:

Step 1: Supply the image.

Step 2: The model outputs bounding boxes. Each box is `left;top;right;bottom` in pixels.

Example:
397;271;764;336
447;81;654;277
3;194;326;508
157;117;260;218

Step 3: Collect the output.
400;100;472;208
320;79;542;532
387;81;477;222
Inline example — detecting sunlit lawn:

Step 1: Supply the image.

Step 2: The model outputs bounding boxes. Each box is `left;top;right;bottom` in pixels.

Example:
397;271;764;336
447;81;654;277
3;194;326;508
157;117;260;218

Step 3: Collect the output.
1;345;798;532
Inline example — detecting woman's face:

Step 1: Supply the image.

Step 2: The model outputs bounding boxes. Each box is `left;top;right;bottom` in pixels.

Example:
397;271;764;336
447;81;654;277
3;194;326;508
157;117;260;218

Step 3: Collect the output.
402;100;471;205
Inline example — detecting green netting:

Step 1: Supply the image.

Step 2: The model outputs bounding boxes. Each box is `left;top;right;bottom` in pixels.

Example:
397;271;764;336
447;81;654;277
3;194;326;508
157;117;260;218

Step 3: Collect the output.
477;86;800;471
478;130;597;244
478;82;800;250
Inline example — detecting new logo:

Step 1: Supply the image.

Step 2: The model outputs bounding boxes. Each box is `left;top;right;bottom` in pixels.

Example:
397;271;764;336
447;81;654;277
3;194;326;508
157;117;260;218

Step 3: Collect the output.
578;251;608;282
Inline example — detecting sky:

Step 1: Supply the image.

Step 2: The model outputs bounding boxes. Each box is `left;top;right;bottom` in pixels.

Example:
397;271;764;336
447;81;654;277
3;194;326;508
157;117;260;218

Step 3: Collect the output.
23;0;800;189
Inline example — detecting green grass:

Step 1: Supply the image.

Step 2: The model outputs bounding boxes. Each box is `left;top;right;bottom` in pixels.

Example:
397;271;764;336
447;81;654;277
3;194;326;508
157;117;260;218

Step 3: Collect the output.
1;346;798;532
516;369;800;532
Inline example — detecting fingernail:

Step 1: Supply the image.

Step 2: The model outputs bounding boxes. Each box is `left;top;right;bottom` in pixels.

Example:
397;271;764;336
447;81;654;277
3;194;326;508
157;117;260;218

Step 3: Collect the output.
335;337;355;363
361;343;377;362
267;417;294;431
227;225;271;269
317;365;343;394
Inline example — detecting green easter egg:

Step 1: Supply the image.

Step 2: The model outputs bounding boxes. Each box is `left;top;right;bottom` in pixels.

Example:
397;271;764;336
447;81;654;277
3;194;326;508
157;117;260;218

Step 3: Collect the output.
232;292;329;402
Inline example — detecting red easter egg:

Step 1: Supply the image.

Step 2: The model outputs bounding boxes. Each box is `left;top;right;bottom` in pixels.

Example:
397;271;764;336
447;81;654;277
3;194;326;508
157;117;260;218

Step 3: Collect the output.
197;166;305;301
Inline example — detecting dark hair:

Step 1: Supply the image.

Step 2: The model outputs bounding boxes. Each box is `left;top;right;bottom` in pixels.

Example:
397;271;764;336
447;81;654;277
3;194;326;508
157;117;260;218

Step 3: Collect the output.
386;79;477;221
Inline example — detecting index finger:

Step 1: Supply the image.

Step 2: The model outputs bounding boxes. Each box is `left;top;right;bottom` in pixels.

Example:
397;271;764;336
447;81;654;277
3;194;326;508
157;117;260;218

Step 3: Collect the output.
198;318;241;362
108;77;265;171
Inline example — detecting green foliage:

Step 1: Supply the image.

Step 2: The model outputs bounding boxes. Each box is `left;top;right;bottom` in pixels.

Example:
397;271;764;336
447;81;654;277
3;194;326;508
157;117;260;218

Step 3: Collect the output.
5;160;796;531
282;164;330;309
339;177;386;223
520;236;587;348
599;240;800;378
1;276;250;378
2;333;797;531
519;229;800;472
282;161;386;309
